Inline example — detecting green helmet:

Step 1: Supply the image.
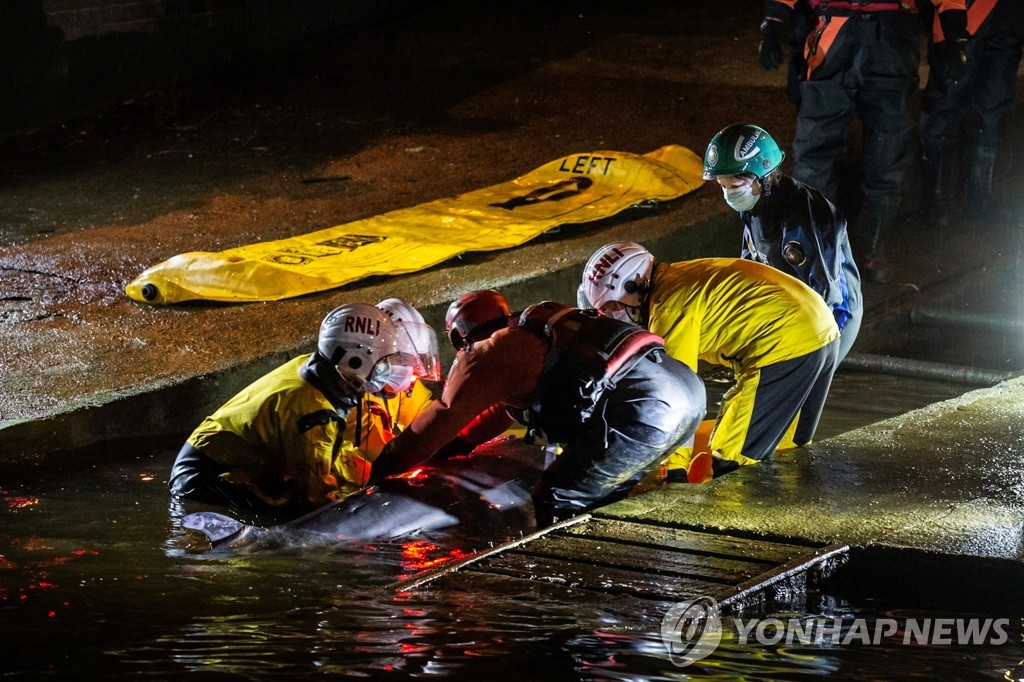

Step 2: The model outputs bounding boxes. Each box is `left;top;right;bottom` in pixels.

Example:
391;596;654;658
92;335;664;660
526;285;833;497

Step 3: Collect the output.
702;124;785;180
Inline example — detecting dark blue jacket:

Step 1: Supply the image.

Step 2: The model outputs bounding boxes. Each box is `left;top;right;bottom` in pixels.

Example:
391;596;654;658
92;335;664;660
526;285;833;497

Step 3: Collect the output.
739;174;862;333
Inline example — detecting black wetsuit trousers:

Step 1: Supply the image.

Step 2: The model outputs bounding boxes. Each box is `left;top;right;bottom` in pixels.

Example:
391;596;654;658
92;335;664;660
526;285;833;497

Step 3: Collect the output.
533;350;706;526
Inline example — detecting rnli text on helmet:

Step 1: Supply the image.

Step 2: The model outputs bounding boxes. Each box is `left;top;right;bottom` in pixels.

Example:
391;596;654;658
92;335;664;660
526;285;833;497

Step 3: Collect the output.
344;315;381;336
588;247;625;284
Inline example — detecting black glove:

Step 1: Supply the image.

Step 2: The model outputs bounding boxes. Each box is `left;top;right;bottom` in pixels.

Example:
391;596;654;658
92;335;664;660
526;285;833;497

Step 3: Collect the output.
947;40;968;84
759;18;785;71
938;9;969;85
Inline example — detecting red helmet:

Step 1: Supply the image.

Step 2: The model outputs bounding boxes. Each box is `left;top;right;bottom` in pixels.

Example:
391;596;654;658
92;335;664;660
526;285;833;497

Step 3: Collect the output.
445;289;511;349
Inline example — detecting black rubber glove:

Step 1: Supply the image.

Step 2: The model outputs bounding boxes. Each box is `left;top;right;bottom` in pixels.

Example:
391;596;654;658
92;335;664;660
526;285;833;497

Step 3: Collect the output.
947;40;968;84
759;18;785;71
938;9;969;85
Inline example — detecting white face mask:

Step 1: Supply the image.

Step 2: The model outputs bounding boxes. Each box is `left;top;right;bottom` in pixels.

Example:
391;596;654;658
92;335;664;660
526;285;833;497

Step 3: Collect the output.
722;184;760;212
600;301;641;325
383;364;416;395
361;358;394;395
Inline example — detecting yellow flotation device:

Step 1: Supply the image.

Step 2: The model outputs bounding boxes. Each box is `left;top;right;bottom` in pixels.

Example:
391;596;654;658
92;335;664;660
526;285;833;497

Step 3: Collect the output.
126;145;704;305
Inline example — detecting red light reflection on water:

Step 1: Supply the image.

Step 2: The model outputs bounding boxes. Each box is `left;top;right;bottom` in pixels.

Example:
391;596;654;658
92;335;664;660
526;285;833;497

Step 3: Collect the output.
3;571;58;603
399;540;471;573
3;492;39;510
579;631;631;672
393;468;427;481
0;538;99;611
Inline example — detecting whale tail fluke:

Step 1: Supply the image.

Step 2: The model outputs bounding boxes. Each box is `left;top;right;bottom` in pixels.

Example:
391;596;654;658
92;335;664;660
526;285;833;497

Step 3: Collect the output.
182;511;248;544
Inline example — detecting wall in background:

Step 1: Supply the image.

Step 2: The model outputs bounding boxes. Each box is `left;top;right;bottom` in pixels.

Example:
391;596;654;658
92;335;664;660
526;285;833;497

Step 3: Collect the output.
0;0;411;140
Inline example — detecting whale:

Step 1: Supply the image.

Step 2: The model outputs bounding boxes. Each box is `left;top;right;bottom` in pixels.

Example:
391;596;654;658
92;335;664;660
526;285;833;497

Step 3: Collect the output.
181;437;552;553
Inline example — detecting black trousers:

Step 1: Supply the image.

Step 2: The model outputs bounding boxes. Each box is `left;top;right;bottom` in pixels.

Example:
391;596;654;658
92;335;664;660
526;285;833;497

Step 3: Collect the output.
920;30;1023;163
533;350;706;525
792;12;919;226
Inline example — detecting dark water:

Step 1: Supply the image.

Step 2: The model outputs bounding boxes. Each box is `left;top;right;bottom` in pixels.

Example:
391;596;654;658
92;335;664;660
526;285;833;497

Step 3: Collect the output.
3;372;1022;679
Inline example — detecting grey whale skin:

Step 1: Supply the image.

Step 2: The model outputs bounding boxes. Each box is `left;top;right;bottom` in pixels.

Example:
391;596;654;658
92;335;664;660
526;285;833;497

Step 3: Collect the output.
181;437;549;552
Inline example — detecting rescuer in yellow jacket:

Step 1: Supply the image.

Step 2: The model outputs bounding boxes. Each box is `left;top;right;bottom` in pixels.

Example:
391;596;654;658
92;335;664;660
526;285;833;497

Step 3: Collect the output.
579;242;840;479
345;383;435;474
169;300;440;512
342;298;440;472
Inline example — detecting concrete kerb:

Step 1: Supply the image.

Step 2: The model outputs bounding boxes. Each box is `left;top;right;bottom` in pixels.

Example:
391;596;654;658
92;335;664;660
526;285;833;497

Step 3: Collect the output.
0;352;297;461
0;195;740;463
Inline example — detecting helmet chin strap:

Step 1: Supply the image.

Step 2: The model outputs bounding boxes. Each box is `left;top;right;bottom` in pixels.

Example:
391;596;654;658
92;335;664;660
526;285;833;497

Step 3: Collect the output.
301;352;360;411
340;374;365;397
636;263;657;327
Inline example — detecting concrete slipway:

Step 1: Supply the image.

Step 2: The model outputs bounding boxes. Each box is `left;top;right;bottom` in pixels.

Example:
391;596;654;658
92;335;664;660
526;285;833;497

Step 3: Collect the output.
610;377;1024;559
1;1;1023;584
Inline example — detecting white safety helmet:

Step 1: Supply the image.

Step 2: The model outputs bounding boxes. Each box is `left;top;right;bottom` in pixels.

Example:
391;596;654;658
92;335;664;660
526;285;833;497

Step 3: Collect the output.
317;303;401;395
580;241;655;323
376;298;442;393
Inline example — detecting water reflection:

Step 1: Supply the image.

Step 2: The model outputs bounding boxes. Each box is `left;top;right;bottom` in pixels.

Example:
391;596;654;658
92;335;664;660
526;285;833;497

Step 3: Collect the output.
398;539;473;575
3;375;1022;678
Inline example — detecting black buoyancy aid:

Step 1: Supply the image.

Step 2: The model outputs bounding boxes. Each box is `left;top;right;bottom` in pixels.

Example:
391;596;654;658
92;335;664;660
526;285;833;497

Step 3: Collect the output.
518;302;666;442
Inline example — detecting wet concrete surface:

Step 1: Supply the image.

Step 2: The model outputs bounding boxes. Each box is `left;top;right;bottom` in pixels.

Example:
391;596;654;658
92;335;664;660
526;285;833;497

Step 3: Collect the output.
2;1;764;454
1;1;1023;561
606;376;1024;561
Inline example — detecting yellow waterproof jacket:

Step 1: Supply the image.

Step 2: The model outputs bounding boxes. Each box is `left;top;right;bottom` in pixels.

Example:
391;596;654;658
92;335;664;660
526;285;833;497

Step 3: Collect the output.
186;355;358;508
343;382;435;468
649;258;839;372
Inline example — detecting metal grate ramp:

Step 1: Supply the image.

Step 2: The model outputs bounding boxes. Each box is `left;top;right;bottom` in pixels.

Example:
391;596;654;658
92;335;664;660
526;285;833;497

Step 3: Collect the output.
393;515;848;605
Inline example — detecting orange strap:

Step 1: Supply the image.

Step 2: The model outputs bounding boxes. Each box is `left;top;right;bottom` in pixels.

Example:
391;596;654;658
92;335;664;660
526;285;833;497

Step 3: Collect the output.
805;16;848;77
933;0;993;41
815;1;914;11
967;0;998;34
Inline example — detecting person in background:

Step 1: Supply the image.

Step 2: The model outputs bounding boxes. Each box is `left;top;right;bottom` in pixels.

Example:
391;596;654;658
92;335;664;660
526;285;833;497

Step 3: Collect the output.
758;0;814;107
758;0;968;283
371;289;706;527
580;242;839;481
169;303;403;513
919;0;1023;226
702;123;862;364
